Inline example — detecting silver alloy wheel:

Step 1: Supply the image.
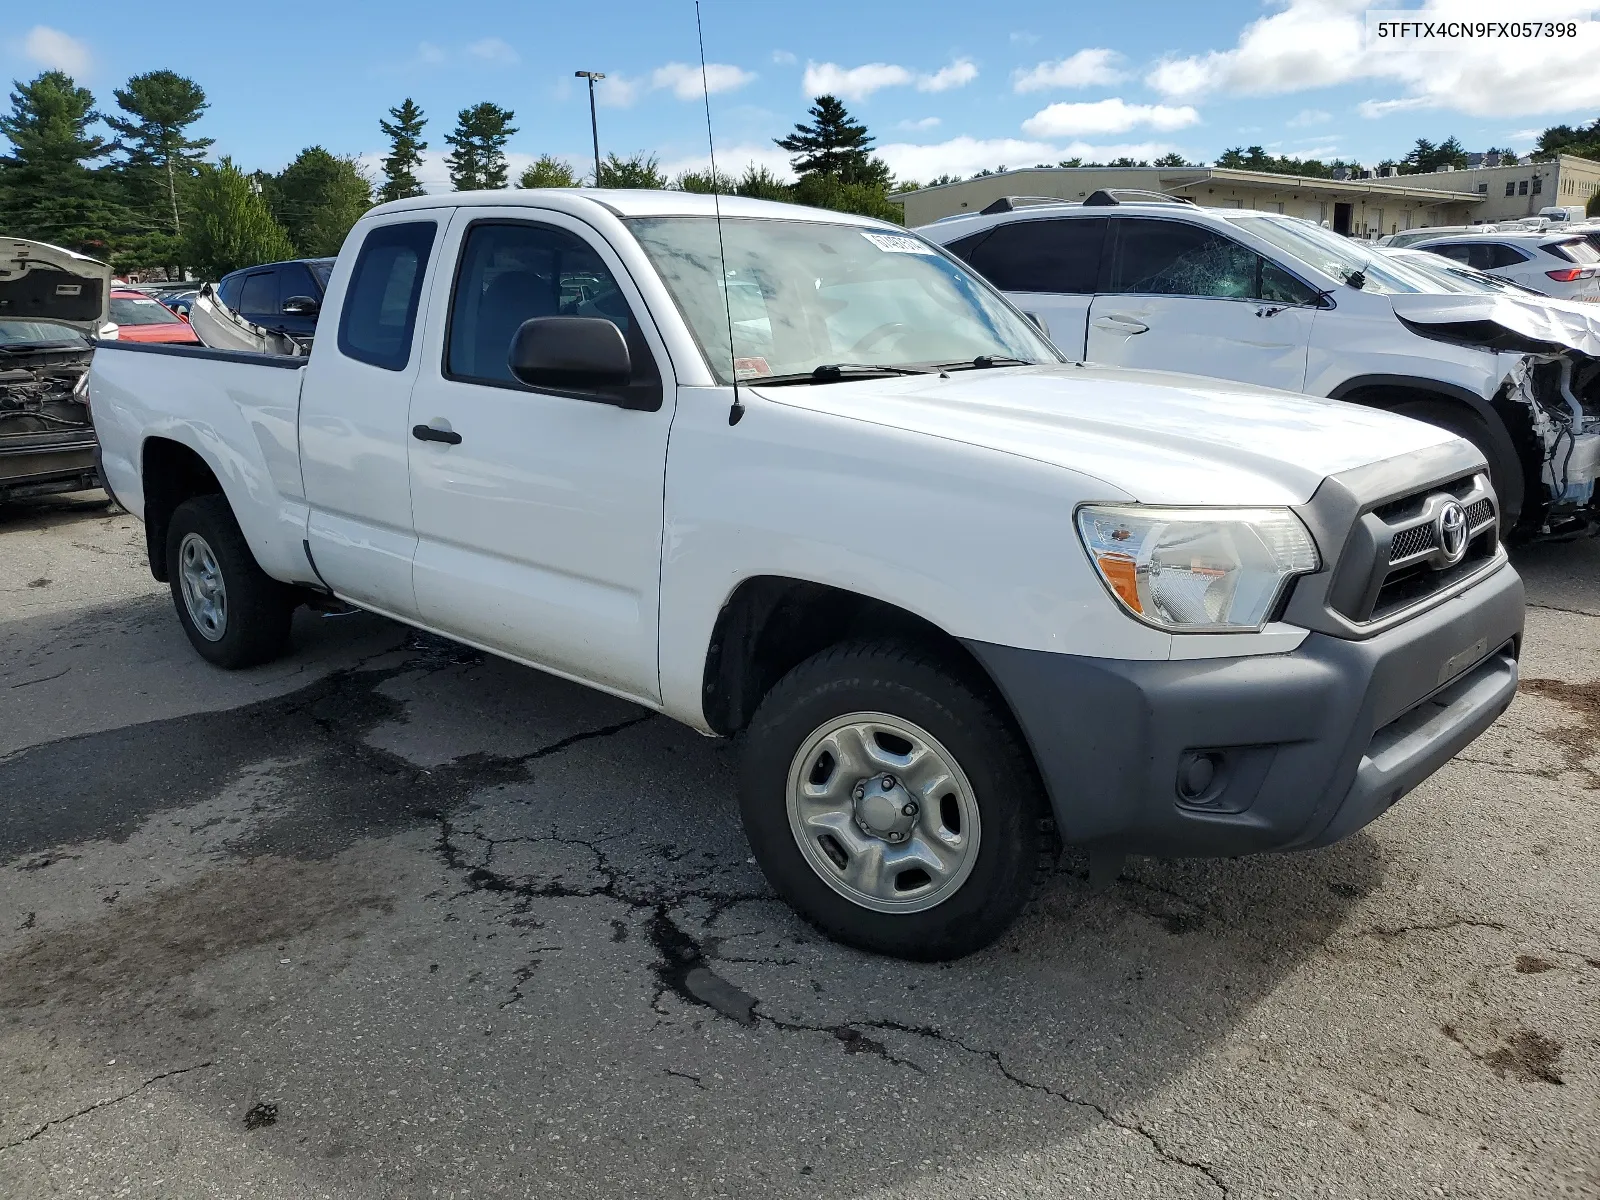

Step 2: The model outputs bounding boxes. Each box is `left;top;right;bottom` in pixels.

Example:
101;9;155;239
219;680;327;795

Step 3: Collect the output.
785;711;981;914
177;531;227;642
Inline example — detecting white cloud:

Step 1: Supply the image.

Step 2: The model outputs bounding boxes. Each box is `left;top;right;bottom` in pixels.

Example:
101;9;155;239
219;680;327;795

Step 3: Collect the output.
1145;0;1600;118
1022;98;1201;138
651;61;757;100
595;75;641;108
771;49;797;65
917;59;978;92
21;26;92;76
802;61;914;100
897;116;943;131
1288;108;1331;127
1012;49;1126;93
466;37;519;66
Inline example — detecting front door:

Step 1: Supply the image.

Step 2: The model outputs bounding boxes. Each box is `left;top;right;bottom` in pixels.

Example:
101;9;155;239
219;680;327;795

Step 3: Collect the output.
961;216;1106;359
1084;217;1318;393
405;209;676;704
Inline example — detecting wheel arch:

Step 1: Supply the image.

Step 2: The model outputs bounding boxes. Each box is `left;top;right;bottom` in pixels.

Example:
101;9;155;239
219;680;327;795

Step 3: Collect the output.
699;575;1025;744
140;436;225;582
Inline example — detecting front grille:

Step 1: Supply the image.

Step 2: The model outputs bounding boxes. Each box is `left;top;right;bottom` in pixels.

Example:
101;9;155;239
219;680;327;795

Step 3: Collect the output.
1328;473;1500;624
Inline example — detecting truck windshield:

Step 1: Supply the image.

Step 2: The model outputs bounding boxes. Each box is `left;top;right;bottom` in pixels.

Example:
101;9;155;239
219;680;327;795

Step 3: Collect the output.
626;216;1060;383
1225;214;1431;295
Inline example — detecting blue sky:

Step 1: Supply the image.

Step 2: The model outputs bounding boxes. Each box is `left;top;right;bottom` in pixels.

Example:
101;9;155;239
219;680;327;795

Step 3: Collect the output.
8;1;1599;187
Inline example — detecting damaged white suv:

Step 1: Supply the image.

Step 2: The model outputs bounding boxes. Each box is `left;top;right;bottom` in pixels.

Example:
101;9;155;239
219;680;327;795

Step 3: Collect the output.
922;192;1600;536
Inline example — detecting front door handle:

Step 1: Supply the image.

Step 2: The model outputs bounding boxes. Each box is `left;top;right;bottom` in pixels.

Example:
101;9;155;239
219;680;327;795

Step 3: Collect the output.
412;423;462;445
1091;315;1149;335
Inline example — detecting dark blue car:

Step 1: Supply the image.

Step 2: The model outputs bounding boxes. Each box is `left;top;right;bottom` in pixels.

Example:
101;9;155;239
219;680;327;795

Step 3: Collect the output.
215;257;336;344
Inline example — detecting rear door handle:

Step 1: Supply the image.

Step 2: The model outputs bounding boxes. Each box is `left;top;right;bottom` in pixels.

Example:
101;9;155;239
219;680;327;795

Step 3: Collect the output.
412;423;462;445
1091;315;1149;334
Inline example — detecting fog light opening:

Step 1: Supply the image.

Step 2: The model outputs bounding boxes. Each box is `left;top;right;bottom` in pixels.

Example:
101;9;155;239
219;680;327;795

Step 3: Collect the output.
1176;751;1222;805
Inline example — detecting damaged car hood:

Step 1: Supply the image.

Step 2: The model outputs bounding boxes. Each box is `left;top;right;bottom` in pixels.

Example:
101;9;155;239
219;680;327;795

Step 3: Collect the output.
1391;292;1600;358
0;238;112;333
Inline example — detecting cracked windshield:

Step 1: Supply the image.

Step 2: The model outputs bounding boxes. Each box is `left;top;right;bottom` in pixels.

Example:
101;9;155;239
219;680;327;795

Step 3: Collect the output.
627;216;1058;381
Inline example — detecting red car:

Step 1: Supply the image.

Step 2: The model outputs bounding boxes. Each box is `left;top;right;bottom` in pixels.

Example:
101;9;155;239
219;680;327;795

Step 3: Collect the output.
108;288;200;344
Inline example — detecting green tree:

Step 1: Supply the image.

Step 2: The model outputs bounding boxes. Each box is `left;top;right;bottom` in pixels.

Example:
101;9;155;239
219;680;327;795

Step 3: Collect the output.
518;154;578;188
1588;190;1600;218
775;95;888;186
791;172;902;222
377;98;427;203
266;146;373;256
0;71;122;255
597;151;666;188
445;102;517;190
672;166;737;193
1153;152;1191;167
183;157;295;277
105;70;212;239
735;164;792;201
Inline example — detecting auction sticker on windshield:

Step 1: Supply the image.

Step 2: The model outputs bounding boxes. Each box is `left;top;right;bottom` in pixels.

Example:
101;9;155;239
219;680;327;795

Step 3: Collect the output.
861;232;937;255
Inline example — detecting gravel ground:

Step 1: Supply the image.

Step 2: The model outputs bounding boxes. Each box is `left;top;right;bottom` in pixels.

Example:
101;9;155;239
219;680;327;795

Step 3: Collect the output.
1;492;1596;1199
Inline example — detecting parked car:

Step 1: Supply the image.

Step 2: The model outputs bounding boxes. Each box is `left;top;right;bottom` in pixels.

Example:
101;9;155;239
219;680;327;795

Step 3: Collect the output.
77;191;1523;959
1538;205;1588;226
0;239;109;501
156;287;201;318
920;193;1600;535
1379;226;1482;248
214;257;334;346
1408;231;1600;301
108;288;200;344
1377;247;1545;296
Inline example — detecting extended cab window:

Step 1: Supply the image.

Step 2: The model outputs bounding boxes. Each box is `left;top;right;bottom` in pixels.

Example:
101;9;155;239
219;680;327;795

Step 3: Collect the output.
446;221;658;397
337;221;436;371
965;218;1106;293
1111;218;1317;304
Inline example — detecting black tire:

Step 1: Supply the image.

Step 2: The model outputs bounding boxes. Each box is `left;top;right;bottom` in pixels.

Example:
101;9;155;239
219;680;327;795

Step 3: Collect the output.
1390;399;1525;534
739;641;1046;961
166;494;296;668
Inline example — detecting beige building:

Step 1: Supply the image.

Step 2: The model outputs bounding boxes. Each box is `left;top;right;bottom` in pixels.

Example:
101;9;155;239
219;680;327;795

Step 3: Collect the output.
895;166;1482;237
1379;153;1600;223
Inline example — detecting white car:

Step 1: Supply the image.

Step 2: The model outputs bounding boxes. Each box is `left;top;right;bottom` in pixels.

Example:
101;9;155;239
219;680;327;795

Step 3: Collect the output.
919;193;1600;534
74;191;1523;960
1408;230;1600;301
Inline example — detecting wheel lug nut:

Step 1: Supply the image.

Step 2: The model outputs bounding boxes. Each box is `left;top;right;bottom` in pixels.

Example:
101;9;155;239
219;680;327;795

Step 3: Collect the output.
882;775;896;789
902;802;918;816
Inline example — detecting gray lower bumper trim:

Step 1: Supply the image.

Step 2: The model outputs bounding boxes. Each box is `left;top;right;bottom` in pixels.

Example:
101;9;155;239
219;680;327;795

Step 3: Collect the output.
964;561;1525;857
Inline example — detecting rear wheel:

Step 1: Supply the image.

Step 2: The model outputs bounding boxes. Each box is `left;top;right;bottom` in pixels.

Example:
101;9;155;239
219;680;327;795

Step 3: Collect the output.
1390;398;1525;533
166;494;296;668
740;641;1046;960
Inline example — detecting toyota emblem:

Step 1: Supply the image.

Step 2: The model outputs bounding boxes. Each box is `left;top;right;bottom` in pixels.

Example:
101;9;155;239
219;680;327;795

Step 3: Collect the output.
1436;501;1468;565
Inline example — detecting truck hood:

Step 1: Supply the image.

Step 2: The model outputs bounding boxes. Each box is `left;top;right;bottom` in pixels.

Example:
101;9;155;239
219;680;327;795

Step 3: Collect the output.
750;364;1460;507
1390;291;1600;358
0;238;112;333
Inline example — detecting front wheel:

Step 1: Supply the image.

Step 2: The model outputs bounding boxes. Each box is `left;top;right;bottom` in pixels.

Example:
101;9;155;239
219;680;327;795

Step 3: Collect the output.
739;641;1046;960
166;494;296;669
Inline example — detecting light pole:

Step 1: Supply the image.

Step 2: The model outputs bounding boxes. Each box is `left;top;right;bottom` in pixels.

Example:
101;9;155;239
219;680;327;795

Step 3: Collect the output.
574;71;605;186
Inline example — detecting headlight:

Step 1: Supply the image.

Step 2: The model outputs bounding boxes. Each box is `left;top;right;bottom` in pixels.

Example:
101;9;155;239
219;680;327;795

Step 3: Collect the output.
1076;505;1319;632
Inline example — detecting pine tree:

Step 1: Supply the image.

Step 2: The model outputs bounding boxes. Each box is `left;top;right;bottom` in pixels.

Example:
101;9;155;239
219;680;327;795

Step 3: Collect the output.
518;154;578;188
775;95;886;186
444;103;517;191
183;157;295;278
378;98;427;203
267;146;373;256
105;70;212;238
0;71;122;255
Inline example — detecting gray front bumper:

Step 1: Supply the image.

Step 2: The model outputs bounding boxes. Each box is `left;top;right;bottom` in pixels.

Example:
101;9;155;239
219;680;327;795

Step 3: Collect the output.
964;560;1525;857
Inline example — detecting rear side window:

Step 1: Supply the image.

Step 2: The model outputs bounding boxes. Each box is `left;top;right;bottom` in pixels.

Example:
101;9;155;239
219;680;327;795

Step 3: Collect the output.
278;262;317;304
1483;243;1530;269
216;275;242;310
1425;243;1474;265
238;271;278;315
337;221;436;371
964;218;1106;293
1547;239;1600;265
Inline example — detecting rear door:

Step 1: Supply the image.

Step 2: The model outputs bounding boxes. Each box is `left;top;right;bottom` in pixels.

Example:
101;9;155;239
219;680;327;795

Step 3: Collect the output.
300;217;446;616
404;209;676;703
275;260;322;340
953;217;1105;358
235;268;280;329
1085;217;1319;392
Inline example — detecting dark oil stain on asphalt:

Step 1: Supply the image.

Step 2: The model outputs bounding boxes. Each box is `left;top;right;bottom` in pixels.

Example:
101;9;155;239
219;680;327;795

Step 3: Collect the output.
1519;677;1600;784
243;1101;279;1130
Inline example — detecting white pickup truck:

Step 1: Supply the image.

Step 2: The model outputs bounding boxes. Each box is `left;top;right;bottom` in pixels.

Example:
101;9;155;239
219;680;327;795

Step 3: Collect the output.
84;191;1525;960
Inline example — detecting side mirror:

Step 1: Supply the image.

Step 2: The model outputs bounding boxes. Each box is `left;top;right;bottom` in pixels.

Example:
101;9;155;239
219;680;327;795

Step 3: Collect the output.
1022;311;1047;333
509;316;630;390
282;295;320;315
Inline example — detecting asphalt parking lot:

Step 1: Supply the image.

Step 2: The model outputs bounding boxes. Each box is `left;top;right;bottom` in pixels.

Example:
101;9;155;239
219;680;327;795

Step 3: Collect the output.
1;492;1596;1199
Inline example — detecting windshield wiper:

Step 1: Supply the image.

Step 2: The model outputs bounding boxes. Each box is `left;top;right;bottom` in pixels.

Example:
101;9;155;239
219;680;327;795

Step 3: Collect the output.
757;363;935;386
928;355;1035;371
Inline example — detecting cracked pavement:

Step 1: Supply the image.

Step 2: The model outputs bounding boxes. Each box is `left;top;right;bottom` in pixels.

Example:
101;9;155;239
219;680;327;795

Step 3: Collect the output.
1;493;1597;1198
